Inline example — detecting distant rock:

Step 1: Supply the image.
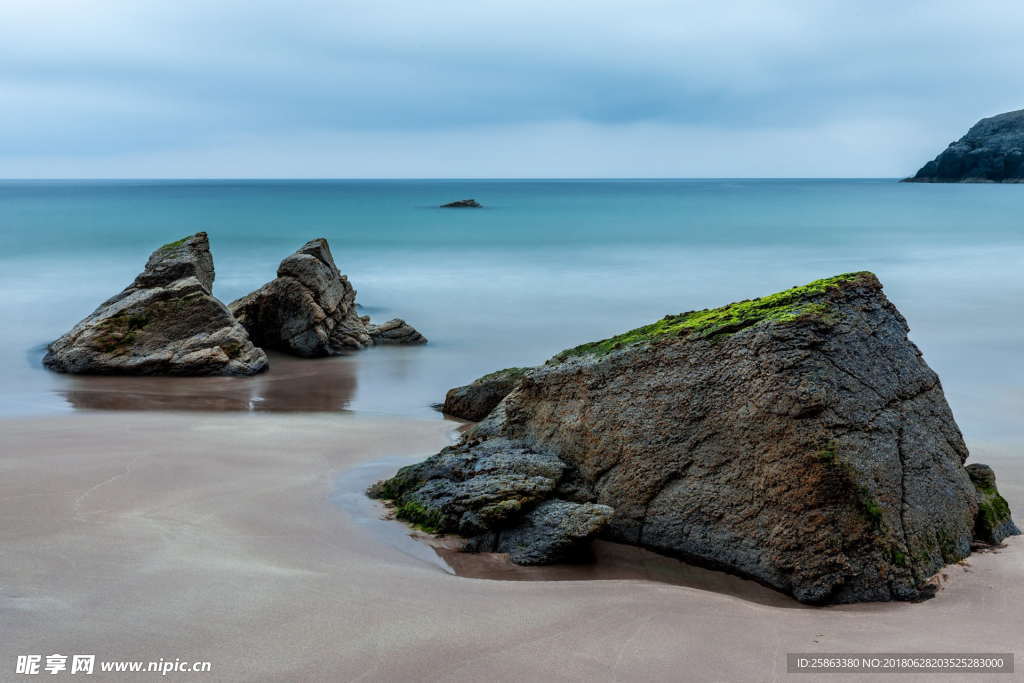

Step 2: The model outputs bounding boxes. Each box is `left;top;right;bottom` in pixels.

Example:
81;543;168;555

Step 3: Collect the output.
43;233;267;376
440;199;482;208
904;109;1024;182
368;318;428;345
440;367;532;421
966;464;1020;544
371;272;1016;603
230;238;426;357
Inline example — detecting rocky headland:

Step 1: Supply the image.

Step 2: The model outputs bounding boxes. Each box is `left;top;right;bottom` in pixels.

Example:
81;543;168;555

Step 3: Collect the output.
43;233;268;376
904;108;1024;182
371;272;1019;603
230;238;426;356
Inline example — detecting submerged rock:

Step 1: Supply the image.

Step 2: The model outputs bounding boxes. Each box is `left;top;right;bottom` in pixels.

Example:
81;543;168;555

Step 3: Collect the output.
441;367;532;421
372;272;1015;604
904;108;1024;183
43;233;267;376
230;238;425;357
368;318;428;345
440;199;481;208
966;464;1020;544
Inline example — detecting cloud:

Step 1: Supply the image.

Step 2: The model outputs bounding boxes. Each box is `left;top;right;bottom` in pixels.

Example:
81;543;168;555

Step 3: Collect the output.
1;0;1023;176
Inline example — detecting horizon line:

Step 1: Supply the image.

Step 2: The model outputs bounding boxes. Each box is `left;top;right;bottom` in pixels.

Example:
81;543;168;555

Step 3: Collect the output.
0;177;905;182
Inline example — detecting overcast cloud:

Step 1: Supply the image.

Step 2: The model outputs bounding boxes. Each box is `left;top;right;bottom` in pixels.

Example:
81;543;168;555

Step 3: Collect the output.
2;0;1023;177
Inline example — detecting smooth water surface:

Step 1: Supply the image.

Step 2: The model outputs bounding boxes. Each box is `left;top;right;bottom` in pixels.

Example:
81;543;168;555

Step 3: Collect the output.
0;179;1021;445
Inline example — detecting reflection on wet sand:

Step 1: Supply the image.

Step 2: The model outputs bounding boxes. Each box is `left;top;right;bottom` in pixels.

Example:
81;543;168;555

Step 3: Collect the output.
55;351;358;412
430;539;805;608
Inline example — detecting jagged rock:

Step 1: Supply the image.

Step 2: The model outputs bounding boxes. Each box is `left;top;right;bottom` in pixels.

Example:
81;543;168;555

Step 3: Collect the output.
467;500;614;565
904;109;1024;182
368;318;427;345
440;199;481;208
230;239;426;357
966;464;1020;544
376;272;1002;604
43;233;267;376
441;367;532;421
368;438;568;536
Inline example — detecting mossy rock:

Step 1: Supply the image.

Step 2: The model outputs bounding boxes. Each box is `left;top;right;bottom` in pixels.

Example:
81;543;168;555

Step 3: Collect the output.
552;272;868;362
966;463;1020;544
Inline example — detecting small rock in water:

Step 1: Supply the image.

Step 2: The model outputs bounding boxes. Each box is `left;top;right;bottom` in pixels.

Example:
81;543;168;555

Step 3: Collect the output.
368;318;427;345
440;199;481;208
230;238;426;356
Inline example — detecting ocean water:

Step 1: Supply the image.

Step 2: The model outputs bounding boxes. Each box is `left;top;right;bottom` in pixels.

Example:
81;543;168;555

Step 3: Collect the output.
0;179;1021;446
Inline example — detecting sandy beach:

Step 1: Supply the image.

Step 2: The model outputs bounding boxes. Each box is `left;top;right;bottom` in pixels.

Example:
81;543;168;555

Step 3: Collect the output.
1;412;1020;682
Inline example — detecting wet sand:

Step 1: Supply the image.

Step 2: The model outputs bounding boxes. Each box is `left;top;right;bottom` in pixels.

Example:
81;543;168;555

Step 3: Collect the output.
1;413;1021;682
49;351;361;412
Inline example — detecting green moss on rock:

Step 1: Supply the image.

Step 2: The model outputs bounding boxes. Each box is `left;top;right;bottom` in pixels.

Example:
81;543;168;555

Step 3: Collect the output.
394;500;444;534
476;366;531;383
553;272;870;362
92;312;151;353
159;236;190;251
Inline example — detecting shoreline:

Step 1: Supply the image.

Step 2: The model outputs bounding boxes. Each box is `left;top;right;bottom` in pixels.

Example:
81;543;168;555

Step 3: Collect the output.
1;411;1021;680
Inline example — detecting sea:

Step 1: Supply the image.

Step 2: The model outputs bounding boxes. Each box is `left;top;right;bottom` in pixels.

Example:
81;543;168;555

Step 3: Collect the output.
1;179;1021;447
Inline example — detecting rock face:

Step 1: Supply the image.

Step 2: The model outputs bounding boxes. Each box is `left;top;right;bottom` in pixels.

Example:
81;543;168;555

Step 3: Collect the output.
43;233;267;376
441;367;532;421
905;109;1024;182
966;464;1020;544
371;272;1016;604
440;199;481;208
229;238;425;357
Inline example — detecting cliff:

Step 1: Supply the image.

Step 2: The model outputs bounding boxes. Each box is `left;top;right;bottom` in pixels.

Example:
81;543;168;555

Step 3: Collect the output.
905;109;1024;182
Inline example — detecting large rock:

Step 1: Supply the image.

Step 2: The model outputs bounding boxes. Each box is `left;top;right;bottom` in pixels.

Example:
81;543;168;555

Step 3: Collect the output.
230;238;426;357
440;367;532;421
966;464;1020;544
904;109;1024;182
373;272;1017;603
43;233;267;376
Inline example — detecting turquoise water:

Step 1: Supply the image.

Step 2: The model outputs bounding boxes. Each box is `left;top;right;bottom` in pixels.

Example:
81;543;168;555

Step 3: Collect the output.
1;180;1021;445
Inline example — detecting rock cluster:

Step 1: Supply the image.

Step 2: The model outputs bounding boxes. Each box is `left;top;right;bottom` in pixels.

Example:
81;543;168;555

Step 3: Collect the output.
44;235;427;376
43;233;267;376
904;108;1024;182
440;367;532;421
372;272;1019;603
229;239;426;356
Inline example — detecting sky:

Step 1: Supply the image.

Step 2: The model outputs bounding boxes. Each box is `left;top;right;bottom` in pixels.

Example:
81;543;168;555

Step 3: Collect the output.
2;0;1024;178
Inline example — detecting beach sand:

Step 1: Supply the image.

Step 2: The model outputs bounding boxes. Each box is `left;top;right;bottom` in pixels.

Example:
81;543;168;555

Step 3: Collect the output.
1;413;1020;682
